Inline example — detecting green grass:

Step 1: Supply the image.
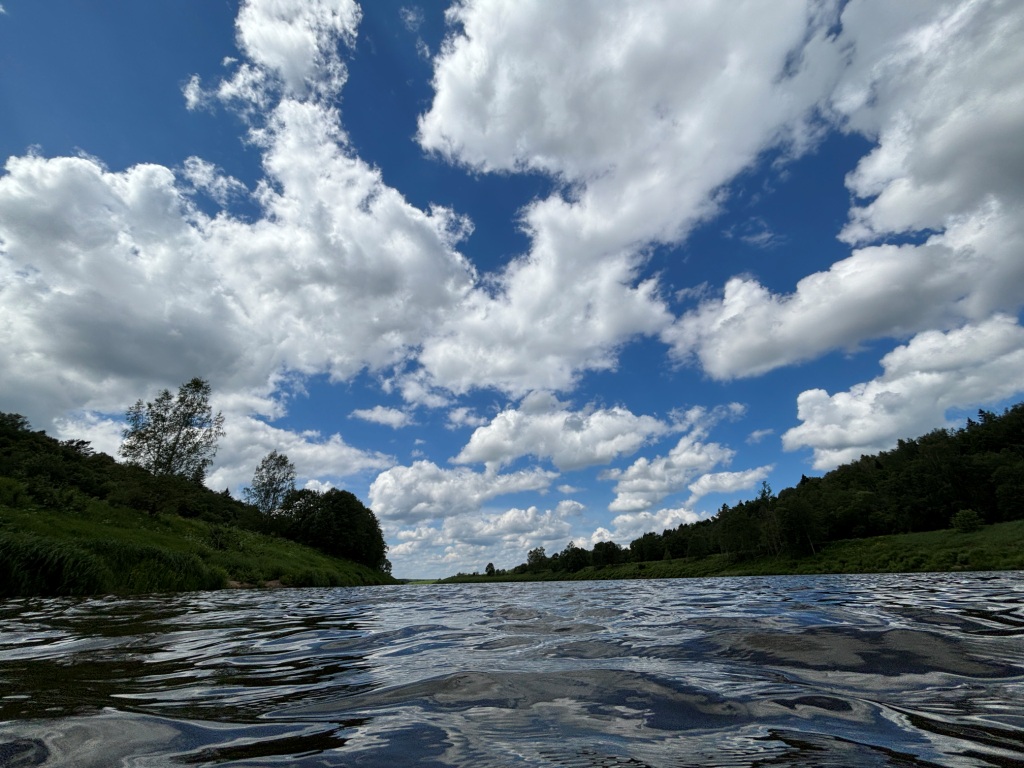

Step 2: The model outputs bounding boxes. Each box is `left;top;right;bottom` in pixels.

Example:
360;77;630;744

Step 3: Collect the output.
0;497;395;597
441;520;1024;583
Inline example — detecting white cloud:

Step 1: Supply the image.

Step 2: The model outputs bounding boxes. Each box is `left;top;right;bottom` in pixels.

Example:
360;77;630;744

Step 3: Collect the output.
445;406;488;430
350;406;413;428
454;390;671;471
665;1;1024;380
368;460;557;525
601;406;741;512
414;0;844;395
182;75;208;111
182;157;247;205
606;507;700;545
783;315;1024;470
0;0;476;489
746;429;774;445
53;413;124;458
206;412;393;492
233;0;361;99
388;499;581;576
685;466;774;506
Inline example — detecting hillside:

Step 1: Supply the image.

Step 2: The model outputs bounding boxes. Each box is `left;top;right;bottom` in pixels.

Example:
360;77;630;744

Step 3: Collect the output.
0;413;396;597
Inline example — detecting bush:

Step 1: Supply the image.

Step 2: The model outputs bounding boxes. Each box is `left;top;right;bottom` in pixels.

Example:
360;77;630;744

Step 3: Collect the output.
0;477;28;508
952;508;984;533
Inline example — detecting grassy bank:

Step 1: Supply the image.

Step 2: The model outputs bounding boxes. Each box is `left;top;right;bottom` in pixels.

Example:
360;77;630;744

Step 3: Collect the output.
0;496;395;597
440;520;1024;583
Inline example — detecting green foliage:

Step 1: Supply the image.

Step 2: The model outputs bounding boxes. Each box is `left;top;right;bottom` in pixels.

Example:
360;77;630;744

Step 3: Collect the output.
952;508;984;533
0;532;113;597
243;450;296;515
0;410;395;596
277;488;390;573
0;477;28;508
119;377;226;483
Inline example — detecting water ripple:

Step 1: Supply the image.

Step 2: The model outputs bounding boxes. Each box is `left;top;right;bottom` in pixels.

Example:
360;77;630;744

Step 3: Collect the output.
0;572;1022;766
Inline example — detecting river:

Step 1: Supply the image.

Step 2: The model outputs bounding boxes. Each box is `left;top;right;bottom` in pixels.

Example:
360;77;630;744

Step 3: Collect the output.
1;572;1022;766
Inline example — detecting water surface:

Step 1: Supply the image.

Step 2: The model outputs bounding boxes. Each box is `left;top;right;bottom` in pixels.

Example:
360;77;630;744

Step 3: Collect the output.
1;572;1022;766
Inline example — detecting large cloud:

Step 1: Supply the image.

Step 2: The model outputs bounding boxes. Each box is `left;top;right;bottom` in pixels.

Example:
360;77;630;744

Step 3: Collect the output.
414;0;843;395
0;0;473;483
368;460;557;525
454;391;671;471
666;0;1024;379
783;315;1024;470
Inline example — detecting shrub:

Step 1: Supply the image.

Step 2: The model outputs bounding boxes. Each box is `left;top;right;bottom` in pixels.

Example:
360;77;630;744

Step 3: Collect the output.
952;508;984;533
0;477;28;508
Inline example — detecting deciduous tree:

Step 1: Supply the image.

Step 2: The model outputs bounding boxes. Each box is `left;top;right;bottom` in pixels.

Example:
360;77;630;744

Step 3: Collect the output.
119;378;225;484
244;450;296;515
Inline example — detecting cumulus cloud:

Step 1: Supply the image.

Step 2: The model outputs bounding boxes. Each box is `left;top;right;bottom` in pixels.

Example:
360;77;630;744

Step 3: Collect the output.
601;405;743;512
414;0;844;395
182;157;247;205
233;0;360;99
350;406;413;428
783;315;1024;470
666;0;1024;380
686;466;774;506
368;460;557;525
445;406;488;430
604;507;701;545
389;499;581;575
454;390;671;471
206;412;393;491
0;1;475;473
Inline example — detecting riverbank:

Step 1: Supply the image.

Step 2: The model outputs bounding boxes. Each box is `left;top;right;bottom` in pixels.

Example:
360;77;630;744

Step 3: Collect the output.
439;519;1024;583
0;500;396;597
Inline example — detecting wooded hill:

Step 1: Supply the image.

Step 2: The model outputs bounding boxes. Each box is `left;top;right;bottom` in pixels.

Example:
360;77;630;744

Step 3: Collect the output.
0;413;394;596
494;403;1024;577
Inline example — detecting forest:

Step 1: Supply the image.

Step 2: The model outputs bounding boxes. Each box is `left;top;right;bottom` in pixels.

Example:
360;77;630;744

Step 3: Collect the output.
496;403;1024;577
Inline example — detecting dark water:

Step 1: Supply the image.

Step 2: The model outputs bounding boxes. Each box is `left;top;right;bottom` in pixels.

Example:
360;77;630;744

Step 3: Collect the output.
1;573;1023;767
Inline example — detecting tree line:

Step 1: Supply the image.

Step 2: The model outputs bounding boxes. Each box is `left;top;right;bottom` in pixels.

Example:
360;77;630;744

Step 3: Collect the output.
499;403;1024;575
1;377;390;574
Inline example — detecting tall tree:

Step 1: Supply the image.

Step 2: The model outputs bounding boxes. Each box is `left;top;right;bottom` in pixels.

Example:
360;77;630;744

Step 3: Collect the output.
244;450;296;515
119;378;225;484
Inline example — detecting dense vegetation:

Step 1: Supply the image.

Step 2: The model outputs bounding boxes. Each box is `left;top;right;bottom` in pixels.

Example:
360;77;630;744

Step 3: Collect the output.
0;412;394;596
443;520;1024;583
461;404;1024;580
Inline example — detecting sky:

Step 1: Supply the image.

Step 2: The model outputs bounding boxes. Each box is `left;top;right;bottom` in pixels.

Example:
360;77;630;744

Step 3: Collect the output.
2;0;1023;578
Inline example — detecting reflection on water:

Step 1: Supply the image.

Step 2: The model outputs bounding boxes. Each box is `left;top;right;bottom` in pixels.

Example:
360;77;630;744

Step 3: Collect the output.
1;572;1022;766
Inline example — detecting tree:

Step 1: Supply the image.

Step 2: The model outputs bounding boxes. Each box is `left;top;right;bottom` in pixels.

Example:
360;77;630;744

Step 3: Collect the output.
279;488;391;573
485;562;496;576
526;546;547;573
119;377;225;484
244;450;296;515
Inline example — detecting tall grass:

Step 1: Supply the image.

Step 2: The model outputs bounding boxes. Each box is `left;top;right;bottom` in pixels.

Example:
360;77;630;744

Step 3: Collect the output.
0;532;112;597
0;499;393;597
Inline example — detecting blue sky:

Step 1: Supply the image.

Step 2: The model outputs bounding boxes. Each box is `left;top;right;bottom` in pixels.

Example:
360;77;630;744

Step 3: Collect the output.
2;1;1023;578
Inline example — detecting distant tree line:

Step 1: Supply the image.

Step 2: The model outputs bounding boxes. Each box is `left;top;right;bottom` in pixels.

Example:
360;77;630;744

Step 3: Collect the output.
0;377;390;574
502;404;1024;575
